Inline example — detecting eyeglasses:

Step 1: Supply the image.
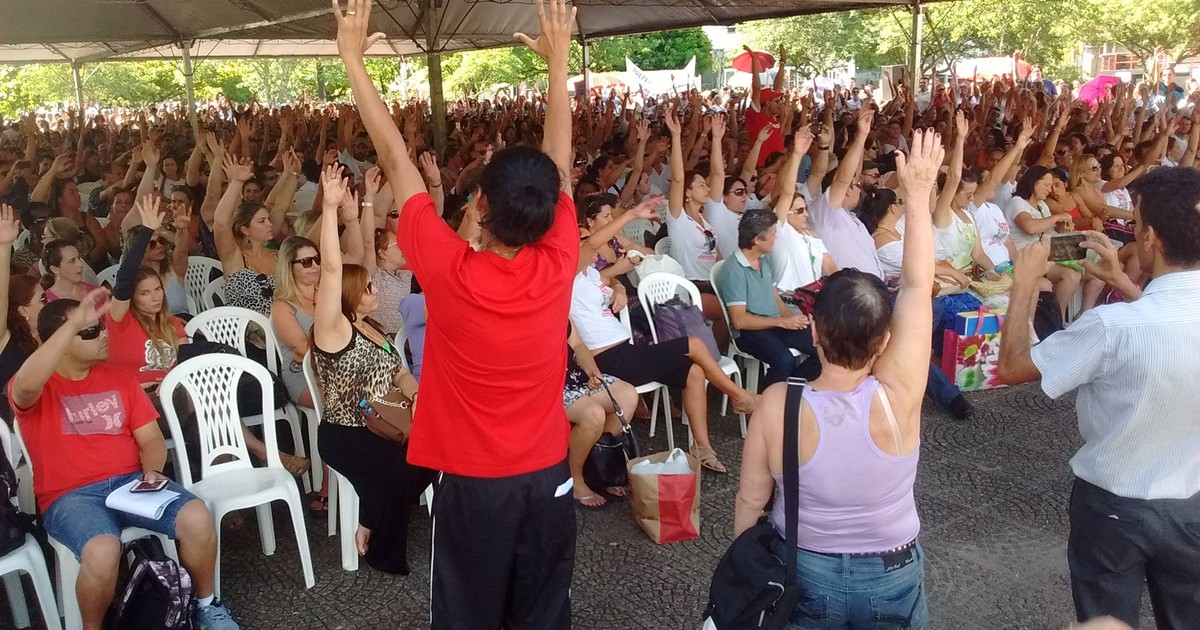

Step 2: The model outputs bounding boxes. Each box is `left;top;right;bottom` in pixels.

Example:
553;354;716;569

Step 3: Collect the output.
1089;165;1101;172
151;236;170;248
77;323;105;341
789;207;808;215
730;188;748;197
294;255;321;268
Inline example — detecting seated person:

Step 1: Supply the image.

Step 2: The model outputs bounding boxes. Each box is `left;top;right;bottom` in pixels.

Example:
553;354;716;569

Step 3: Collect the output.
766;130;837;294
577;193;653;284
8;292;239;630
42;240;101;303
715;208;821;388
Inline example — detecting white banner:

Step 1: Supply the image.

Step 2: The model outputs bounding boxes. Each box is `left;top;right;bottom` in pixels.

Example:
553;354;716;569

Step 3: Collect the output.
625;56;699;96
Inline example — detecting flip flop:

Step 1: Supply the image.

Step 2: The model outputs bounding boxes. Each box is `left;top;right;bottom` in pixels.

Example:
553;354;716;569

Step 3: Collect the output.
603;486;627;499
574;494;607;511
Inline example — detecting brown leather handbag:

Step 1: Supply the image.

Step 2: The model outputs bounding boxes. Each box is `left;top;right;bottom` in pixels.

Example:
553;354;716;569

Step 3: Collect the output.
362;388;416;444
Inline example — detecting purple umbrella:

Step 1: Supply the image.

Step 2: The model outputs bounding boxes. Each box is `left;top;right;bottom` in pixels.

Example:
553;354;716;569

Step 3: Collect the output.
1078;75;1121;104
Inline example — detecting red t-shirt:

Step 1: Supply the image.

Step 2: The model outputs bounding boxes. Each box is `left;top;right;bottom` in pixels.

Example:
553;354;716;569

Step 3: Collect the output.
398;191;577;477
745;104;786;168
105;312;188;385
10;364;156;508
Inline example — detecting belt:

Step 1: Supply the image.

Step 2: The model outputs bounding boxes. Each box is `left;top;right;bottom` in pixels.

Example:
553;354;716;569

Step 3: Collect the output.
807;538;917;559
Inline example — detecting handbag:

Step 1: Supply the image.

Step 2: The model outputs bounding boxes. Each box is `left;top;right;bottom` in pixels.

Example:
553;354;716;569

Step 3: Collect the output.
652;296;721;361
583;382;641;491
702;378;805;629
361;388;415;444
1103;220;1134;244
968;273;1012;298
790;278;825;316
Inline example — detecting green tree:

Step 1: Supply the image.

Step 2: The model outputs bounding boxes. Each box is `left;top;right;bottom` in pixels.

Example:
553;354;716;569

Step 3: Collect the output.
740;12;879;75
1070;0;1200;66
912;0;1078;76
443;46;546;97
576;28;713;73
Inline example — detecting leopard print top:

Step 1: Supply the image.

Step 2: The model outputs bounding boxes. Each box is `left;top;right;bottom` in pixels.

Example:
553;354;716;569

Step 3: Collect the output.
314;325;404;427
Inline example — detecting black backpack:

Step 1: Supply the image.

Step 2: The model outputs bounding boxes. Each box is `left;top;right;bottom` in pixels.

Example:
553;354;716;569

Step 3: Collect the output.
0;439;33;556
703;379;805;629
109;536;197;630
1033;291;1065;340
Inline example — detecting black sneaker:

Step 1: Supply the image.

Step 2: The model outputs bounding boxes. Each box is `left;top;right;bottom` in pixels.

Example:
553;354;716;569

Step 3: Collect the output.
949;395;972;421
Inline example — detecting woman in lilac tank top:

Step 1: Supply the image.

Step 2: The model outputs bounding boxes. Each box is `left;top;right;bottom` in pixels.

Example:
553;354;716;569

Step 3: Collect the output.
733;130;945;629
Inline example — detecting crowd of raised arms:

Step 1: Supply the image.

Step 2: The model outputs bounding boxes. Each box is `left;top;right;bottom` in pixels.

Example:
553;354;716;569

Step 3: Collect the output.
0;0;1196;627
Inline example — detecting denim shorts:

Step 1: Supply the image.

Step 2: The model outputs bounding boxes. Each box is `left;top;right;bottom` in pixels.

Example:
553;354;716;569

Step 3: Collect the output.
42;471;201;560
779;539;929;629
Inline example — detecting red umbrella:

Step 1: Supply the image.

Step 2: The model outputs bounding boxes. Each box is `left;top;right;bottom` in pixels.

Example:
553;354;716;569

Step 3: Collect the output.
566;71;626;94
731;49;776;74
1078;75;1121;104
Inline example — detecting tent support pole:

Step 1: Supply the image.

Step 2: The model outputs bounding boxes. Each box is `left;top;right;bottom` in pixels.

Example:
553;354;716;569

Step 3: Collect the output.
71;62;84;110
426;0;447;161
180;41;198;133
581;37;591;97
908;2;924;85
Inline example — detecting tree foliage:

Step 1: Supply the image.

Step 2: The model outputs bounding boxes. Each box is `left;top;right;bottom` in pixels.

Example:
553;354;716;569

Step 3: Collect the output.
575;28;713;73
739;12;881;75
1070;0;1200;64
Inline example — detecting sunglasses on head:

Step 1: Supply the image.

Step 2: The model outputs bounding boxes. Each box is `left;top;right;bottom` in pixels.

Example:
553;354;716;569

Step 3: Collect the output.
294;255;321;268
77;323;105;340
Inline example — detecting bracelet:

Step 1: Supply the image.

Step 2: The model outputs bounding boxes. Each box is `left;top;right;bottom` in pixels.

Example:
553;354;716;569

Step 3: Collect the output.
817;144;830;150
429;181;443;188
363;202;374;207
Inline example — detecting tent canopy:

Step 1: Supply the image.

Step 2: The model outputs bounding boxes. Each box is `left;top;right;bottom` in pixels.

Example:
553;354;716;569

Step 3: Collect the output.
0;0;924;64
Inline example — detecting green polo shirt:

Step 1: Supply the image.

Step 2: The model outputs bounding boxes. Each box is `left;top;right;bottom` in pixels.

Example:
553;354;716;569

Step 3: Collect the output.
716;250;781;337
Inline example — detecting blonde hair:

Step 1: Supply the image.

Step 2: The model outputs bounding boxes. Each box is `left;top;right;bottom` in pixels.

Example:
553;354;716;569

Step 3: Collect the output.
131;269;182;357
1068;154;1097;190
273;236;319;304
45;217;81;244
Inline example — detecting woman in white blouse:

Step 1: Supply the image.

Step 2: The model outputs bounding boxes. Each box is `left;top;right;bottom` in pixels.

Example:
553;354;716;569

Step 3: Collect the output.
1006;166;1081;318
768;129;837;293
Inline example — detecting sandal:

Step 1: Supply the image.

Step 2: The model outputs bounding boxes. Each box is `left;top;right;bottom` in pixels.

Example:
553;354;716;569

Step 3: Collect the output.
574;493;607;511
280;452;311;476
691;444;727;474
308;495;328;515
732;394;761;415
603;486;627;499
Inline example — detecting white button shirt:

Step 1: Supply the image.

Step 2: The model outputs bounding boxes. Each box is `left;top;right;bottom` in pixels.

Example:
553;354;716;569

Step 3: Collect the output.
1031;270;1200;500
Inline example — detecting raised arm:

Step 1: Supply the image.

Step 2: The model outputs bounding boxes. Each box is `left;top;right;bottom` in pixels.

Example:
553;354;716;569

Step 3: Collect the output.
978;117;1033;203
515;0;575;194
744;45;762;109
213;154;254;272
170;198;193;281
333;0;426;210
185;136;204;188
360;168;381;276
934;111;967;229
111;195;164;323
30;154;72;203
266;148;301;239
740;122;774;184
774;129;813;224
617;119;650;208
707;113;727;203
0;206;18;344
1037;103;1070;167
578;198;659;274
665;104;686;219
804;108;834;196
827;109;873;207
10;287;111;411
136;141;161;201
772;45;787;93
873;130;942;409
338;181;366;265
313;165;354;353
418;152;445;214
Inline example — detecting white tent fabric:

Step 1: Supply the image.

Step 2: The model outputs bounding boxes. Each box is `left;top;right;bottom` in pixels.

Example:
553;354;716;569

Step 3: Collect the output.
0;0;922;64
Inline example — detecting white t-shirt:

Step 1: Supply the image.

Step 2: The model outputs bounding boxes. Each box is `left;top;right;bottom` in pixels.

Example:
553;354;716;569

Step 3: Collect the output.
570;267;630;350
876;238;904;280
969;201;1012;268
1006;196;1052;250
772;221;829;292
990;181;1016;209
292;180;318;215
703;198;741;261
665;209;719;282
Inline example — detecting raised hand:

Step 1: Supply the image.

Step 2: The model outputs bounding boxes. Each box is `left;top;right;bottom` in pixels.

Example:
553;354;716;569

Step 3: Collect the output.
954;110;968;138
629;196;663;221
135;193;165;231
0;204;20;246
757;122;778;144
711;112;727;139
636;118;650;143
222;154;254;183
856;108;875;136
320;163;348;209
340;186;360;224
363;165;384;199
1017;116;1035;145
65;287;113;333
513;0;576;66
895;129;945;200
281;147;301;176
172;197;193;231
664;104;682;136
792;127;814;156
418;152;441;183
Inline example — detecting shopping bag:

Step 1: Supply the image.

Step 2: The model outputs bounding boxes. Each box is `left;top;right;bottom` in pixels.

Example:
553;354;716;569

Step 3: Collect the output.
627;448;701;544
941;306;1007;391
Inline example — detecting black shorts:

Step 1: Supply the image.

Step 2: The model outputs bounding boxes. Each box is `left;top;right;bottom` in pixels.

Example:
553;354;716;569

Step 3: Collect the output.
593;336;692;390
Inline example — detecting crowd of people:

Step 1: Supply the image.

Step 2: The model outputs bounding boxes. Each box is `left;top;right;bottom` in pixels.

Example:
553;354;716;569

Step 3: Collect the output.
0;0;1197;627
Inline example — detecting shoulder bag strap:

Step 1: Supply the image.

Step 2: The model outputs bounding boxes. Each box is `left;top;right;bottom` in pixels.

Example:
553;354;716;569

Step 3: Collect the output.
782;377;806;588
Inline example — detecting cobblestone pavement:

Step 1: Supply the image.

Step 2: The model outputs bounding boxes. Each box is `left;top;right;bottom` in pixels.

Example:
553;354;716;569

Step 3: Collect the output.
2;383;1160;629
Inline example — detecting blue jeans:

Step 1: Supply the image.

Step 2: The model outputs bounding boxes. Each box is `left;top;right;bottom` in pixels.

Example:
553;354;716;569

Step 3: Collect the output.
42;471;201;559
783;541;929;629
735;327;822;387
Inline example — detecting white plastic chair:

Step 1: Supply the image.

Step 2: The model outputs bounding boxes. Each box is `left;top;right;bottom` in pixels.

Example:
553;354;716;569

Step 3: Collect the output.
184;257;223;313
709;261;799;404
654;236;671;256
81;261;98;287
639;271;747;438
0;423;60;630
184;307;310;493
615;307;675;444
95;264;118;288
392;325;410;371
158;355;314;597
14;230;30;251
200;276;225;312
11;422;176;630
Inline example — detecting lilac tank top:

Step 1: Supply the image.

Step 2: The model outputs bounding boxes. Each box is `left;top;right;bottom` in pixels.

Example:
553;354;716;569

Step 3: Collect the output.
771;376;920;553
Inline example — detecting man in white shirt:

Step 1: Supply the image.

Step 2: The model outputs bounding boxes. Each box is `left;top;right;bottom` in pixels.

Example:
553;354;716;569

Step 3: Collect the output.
999;166;1200;628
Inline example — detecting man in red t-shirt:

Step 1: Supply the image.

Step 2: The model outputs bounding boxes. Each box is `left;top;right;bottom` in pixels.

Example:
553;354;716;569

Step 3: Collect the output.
9;293;239;630
334;0;579;627
743;44;788;168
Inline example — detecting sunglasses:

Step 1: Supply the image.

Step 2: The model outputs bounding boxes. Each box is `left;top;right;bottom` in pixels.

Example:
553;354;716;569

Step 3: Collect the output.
1089;165;1101;172
366;281;376;293
730;188;748;197
789;207;808;214
77;323;105;340
151;236;170;248
294;255;321;268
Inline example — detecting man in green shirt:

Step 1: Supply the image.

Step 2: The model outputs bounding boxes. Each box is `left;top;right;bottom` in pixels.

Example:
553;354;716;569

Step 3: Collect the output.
715;208;821;386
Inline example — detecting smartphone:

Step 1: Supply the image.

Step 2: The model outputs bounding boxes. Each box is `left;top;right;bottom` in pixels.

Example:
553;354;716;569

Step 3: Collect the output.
1049;232;1088;261
130;479;168;493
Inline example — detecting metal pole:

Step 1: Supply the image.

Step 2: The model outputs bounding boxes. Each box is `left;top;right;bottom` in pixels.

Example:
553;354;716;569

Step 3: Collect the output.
180;41;198;133
908;2;924;86
71;62;84;110
426;0;447;160
581;37;591;98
